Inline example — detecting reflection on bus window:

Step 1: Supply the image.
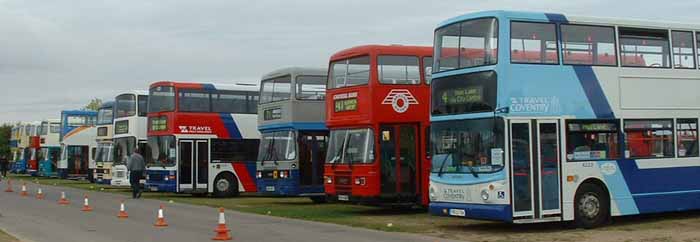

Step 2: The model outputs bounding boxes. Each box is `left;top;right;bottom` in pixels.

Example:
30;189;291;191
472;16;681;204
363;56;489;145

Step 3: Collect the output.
431;118;505;174
677;119;699;157
566;120;619;161
325;128;374;164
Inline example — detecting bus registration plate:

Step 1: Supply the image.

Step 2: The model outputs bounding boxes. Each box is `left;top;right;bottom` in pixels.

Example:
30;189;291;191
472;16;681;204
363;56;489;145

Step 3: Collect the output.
265;186;275;192
449;209;466;217
150;186;158;192
338;195;349;201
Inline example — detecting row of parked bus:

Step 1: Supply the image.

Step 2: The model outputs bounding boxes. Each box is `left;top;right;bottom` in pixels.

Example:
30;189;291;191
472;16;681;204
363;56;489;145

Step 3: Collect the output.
8;10;700;228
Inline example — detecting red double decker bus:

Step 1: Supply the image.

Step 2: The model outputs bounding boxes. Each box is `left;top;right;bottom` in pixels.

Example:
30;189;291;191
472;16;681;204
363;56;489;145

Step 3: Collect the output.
323;45;433;206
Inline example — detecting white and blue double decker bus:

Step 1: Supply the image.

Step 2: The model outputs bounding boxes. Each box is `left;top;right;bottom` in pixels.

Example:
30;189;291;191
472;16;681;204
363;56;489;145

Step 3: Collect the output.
428;10;700;227
256;67;328;202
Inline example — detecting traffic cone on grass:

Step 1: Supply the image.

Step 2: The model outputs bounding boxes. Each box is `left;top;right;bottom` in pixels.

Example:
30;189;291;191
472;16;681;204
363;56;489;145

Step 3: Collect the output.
154;204;168;227
20;183;28;196
117;200;128;218
58;192;70;205
36;187;44;200
81;194;93;212
212;207;233;241
4;179;13;192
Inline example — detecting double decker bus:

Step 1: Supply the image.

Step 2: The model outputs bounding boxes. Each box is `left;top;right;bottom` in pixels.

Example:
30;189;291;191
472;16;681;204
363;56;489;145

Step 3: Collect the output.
256;67;329;202
428;10;700;227
145;82;260;197
12;123;30;174
323;45;434;206
94;101;115;184
37;119;61;177
9;125;20;173
27;121;41;176
58;110;97;179
111;91;148;187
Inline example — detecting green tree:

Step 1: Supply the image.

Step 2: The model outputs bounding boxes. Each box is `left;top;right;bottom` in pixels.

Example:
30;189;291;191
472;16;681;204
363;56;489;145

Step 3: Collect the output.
84;98;102;111
0;124;12;159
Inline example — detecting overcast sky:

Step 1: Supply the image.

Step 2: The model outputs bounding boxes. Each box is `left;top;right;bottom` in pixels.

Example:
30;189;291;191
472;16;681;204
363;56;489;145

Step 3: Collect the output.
1;0;698;123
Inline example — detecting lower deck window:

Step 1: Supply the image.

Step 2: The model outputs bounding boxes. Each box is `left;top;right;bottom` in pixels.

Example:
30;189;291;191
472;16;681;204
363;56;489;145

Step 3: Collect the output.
677;118;698;157
566;120;619;161
624;119;674;159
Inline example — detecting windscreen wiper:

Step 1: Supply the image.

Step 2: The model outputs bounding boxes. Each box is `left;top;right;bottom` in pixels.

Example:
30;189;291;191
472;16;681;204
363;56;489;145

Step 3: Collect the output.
436;152;450;177
466;164;479;178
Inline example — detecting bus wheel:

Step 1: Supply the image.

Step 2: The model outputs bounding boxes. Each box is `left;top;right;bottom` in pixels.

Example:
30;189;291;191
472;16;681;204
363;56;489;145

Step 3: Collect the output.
309;196;327;204
574;183;610;228
213;173;239;198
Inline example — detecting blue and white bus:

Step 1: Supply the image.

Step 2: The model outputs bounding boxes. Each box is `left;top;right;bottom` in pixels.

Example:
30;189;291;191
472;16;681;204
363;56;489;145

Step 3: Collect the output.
428;10;700;227
256;67;328;202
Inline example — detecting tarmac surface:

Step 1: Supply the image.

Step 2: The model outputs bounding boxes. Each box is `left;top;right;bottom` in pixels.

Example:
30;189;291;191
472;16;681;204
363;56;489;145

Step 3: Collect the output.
0;180;455;242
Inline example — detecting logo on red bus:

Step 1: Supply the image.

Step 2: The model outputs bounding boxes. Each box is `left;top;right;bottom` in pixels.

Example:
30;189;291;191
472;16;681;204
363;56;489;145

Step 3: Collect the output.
178;125;213;134
382;89;418;113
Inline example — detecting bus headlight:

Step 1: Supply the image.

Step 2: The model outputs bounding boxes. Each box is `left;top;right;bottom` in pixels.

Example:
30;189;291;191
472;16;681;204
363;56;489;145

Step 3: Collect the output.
481;190;489;201
325;176;333;184
354;177;366;186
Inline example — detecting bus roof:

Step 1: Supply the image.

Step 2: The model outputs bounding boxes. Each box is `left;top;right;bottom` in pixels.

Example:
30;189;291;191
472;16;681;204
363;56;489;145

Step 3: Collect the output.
150;81;259;92
99;101;115;109
61;110;97;116
438;10;700;31
261;67;327;80
116;90;148;96
329;45;433;62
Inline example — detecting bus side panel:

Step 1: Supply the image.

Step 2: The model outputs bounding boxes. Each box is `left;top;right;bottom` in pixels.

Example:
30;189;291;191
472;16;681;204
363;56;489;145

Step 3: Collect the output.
211;162;257;193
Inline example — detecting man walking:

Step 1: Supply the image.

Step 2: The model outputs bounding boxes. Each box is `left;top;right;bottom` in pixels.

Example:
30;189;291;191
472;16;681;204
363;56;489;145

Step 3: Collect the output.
0;155;9;179
127;148;146;199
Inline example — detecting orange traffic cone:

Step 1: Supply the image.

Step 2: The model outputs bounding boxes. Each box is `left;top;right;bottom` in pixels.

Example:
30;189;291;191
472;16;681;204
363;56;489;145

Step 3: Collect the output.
154;204;168;227
4;179;13;192
81;194;93;212
20;183;28;197
36;187;44;200
212;207;233;241
117;200;129;218
58;191;70;205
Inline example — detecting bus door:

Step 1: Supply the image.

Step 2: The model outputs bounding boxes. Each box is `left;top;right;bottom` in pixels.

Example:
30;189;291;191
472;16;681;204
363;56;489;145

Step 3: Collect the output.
379;124;418;197
510;120;562;219
298;132;328;187
178;139;209;193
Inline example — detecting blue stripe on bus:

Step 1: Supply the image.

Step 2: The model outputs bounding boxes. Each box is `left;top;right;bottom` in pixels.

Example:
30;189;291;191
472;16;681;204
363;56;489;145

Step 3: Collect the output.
545;14;615;119
245;162;257;184
219;114;242;139
597;161;639;215
572;66;615;118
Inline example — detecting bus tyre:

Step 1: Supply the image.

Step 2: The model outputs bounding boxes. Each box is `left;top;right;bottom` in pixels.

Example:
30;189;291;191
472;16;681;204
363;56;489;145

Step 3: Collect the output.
213;173;239;198
574;183;610;229
309;196;327;204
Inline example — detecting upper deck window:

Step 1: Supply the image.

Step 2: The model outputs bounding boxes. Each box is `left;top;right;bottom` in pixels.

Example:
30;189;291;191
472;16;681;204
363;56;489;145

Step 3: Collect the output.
212;90;258;114
116;94;136;118
148;86;175;113
67;116;88;126
50;123;60;133
510;21;558;64
138;95;148;117
97;106;114;125
328;56;370;89
423;57;433;84
296;75;326;100
39;123;48;135
179;89;211;112
561;24;617;66
434;17;498;72
671;31;696;69
378;55;421;85
696;32;700;67
619;27;671;68
260;75;291;104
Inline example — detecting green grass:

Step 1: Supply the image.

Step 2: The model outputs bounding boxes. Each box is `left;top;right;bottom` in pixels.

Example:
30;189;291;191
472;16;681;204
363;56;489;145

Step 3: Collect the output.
0;229;19;242
9;175;700;242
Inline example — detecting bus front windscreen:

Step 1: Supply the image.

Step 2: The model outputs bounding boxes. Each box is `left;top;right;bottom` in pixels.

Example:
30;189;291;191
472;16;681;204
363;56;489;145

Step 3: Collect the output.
95;143;114;163
149;86;175;113
260;75;292;104
97;106;114;125
146;136;176;167
328;56;370;89
116;94;137;118
433;17;498;72
431;118;505;174
258;130;296;161
113;137;135;165
325;128;374;164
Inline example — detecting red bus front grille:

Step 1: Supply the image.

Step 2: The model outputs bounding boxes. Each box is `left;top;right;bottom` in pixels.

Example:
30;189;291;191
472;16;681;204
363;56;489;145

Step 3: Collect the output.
334;171;352;194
